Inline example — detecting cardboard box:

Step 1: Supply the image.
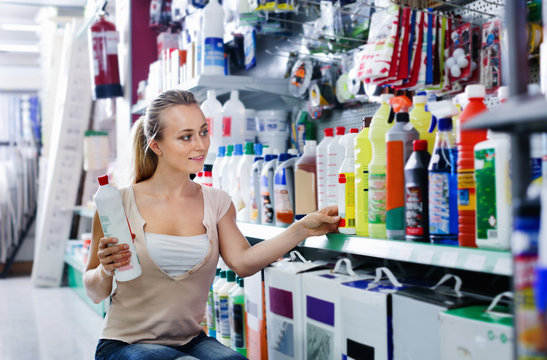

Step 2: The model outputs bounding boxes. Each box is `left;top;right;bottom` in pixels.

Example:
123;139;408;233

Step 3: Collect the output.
264;251;326;360
245;270;268;360
439;292;514;360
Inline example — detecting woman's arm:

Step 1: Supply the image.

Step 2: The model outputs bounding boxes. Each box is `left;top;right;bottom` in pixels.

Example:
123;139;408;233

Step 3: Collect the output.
83;211;132;304
218;204;339;278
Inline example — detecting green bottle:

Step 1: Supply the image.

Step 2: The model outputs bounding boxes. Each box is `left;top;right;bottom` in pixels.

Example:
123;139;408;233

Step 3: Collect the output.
228;277;247;356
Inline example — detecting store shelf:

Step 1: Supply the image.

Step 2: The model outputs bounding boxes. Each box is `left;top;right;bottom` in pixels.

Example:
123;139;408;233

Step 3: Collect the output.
462;95;547;132
237;222;513;276
132;75;297;115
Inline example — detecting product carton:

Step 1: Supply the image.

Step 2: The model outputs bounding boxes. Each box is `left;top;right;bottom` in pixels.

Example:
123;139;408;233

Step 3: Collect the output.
302;259;375;360
245;270;268;360
392;275;483;360
264;251;326;360
340;267;405;360
439;292;514;360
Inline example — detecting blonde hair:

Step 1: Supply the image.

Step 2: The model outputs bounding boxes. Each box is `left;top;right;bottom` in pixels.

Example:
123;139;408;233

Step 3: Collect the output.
130;90;198;183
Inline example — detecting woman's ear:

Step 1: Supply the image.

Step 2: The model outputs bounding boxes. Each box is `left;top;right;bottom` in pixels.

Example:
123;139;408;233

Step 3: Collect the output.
148;139;162;156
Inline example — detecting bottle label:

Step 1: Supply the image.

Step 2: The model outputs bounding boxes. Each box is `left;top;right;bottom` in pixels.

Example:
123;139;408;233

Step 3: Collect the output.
355;160;369;233
222;117;232;137
457;171;476;211
261;175;274;223
229;303;245;349
405;185;425;236
204;37;224;68
429;172;455;235
207;289;216;331
274;169;294;224
475;149;497;240
250;174;259;222
215;297;221;335
338;172;355;228
368;174;386;224
220;296;230;339
206;117;213;137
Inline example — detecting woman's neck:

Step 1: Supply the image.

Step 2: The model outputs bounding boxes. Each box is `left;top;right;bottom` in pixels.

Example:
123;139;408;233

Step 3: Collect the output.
145;168;196;198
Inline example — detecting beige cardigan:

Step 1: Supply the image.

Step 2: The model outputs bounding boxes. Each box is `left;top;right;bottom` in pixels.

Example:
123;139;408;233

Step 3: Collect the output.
100;185;232;345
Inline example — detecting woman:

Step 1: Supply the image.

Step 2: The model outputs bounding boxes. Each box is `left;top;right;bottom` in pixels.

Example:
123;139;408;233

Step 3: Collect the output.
84;90;339;360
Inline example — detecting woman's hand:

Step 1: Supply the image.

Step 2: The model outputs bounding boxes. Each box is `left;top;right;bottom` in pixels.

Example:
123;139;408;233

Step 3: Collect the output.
96;237;131;277
297;205;340;237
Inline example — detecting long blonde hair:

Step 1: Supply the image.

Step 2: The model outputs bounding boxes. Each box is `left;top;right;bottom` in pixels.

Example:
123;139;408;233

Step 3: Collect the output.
130;90;198;183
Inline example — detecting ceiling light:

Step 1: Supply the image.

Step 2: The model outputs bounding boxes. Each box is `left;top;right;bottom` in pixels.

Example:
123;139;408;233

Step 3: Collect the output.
0;24;41;32
0;44;39;53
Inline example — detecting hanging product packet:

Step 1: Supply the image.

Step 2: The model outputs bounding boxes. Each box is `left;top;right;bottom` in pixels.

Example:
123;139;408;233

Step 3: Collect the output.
379;7;412;86
428;16;448;91
441;18;453;93
404;10;425;89
480;18;502;92
447;23;473;84
396;8;413;85
425;12;437;86
416;11;429;89
396;9;417;89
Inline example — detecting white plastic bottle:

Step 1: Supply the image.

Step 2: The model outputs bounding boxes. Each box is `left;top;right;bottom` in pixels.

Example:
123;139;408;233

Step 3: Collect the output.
244;109;257;144
236;142;255;221
260;153;278;224
222;91;246;146
338;129;359;234
202;0;225;76
317;128;335;210
250;146;265;224
214;270;228;341
219;270;237;346
274;153;297;227
295;140;317;219
212;146;225;189
201;90;224;163
221;145;234;191
94;175;142;282
326;126;346;207
229;144;243;201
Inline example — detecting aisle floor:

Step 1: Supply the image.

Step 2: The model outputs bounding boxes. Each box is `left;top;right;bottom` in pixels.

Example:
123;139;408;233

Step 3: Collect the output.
0;276;103;360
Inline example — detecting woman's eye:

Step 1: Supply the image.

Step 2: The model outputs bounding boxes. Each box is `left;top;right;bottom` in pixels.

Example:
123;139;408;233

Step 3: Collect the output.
201;130;209;136
180;135;190;141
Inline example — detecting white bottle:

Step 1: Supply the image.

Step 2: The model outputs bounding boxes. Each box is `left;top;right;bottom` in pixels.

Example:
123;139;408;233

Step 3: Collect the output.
214;270;228;341
250;147;265;224
274;153;297;227
229;144;243;202
474;131;511;250
338;129;359;235
317;128;335;210
201;90;223;163
222;91;246;146
221;145;234;191
260;154;278;224
212;146;225;189
236;142;255;221
94;175;142;282
219;270;237;346
202;0;225;76
326;126;346;207
244;109;257;144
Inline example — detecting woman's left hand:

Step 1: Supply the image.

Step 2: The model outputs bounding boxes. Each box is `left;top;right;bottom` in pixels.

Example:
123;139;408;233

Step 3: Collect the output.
297;206;340;237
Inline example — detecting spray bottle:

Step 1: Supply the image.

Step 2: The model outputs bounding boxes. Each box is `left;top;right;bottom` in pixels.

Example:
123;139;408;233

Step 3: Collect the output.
250;145;264;224
368;94;394;239
327;127;346;207
428;101;459;245
260;153;278;224
338;129;359;234
355;116;372;237
274;153;297;227
410;95;435;154
317;128;335;209
295;140;317;219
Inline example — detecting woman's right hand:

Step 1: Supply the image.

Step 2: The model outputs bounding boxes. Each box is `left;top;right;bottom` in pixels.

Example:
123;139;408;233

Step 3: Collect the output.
97;237;131;277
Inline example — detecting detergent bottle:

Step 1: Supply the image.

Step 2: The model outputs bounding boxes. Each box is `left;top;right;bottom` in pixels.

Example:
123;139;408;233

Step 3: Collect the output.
428;101;459;245
212;146;225;189
207;268;221;337
405;140;431;242
457;84;488;247
229;144;243;202
295;140;317;219
274;153;297;227
260;153;278;224
228;277;247;357
327;127;346;207
355;116;372;237
221;145;234;191
368;94;394;238
250;145;265;224
236;142;255;221
410;95;435;154
338;129;359;234
317;128;335;210
223;91;246;146
201;90;223;162
214;270;228;341
219;270;237;346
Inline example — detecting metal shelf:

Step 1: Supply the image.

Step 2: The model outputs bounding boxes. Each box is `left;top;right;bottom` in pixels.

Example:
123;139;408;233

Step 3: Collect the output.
237;222;513;276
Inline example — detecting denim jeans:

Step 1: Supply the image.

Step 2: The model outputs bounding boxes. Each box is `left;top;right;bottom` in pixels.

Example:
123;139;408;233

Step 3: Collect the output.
95;331;247;360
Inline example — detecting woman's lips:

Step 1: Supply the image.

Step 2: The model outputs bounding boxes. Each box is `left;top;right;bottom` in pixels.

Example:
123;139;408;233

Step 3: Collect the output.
190;155;205;161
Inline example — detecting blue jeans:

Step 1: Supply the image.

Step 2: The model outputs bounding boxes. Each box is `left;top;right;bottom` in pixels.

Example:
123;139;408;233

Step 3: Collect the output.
95;331;247;360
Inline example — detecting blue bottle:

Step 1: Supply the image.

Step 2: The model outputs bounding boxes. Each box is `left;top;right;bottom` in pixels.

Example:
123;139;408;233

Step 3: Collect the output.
428;102;459;245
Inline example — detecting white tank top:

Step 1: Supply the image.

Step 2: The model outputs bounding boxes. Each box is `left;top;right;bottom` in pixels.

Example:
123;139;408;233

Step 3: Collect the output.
144;232;209;277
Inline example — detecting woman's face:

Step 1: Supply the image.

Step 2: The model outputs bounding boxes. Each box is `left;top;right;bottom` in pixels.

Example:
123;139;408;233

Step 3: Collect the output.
153;104;210;175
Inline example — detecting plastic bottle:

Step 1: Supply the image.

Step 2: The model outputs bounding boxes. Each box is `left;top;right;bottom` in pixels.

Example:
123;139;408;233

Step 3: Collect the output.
222;91;246;146
295;140;317;220
355;117;372;237
250;145;265;224
229;144;243;200
260;153;278;224
207;268;221;337
214;270;227;341
404;140;431;242
219;270;237;346
317;128;335;210
338;129;359;234
244;109;257;144
94;175;142;282
212;146;225;189
327;126;346;207
368;94;394;239
202;164;213;187
410;95;435;154
201;90;224;163
194;171;203;185
274;153;297;227
221;145;234;191
295;110;315;154
428;101;459;245
228;277;247;357
236;142;255;221
386;111;419;240
202;0;225;76
457;84;488;248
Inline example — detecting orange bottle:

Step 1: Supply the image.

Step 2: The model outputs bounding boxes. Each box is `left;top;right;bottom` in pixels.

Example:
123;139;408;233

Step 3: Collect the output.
457;85;488;247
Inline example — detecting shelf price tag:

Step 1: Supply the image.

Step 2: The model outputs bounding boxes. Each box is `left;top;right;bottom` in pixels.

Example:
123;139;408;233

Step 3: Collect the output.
439;252;458;267
464;254;486;271
493;257;512;275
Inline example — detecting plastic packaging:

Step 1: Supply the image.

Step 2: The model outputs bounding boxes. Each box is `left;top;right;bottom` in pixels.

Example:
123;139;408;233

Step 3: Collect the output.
410;95;435;154
355;117;372;237
236;142;255;221
202;0;225;76
221;145;234;191
317;128;335;210
219;270;237;346
256;109;289;153
201;90;223;162
212;146;225;189
250;146;265;224
327;126;346;207
260;154;278;224
94;175;141;282
274;153;297;227
295;110;315;154
214;270;228;341
405;140;431;242
295;140;317;220
222;91;246;146
457;84;488;248
338;129;359;234
207;268;221;337
228;277;247;356
368;94;394;238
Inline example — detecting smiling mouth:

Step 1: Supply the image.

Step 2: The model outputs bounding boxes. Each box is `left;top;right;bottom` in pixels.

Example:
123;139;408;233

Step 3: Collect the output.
190;155;205;161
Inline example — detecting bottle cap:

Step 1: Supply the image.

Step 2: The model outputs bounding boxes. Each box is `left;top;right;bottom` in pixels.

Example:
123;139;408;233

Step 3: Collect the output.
98;175;109;186
438;117;453;131
254;143;263;156
230;90;239;100
216;268;221;276
253;156;264;163
207;89;216;99
465;84;485;99
265;154;277;162
244;142;255;155
349;128;359;133
380;94;394;103
217;146;225;157
303;140;317;153
395;112;410;123
234;144;243;155
226;145;234;156
288;148;299;156
498;86;509;103
335;126;345;135
324;128;334;137
203;164;213;172
413;95;427;104
227;270;236;282
413;140;428;151
220;270;227;278
239;278;244;287
278;153;292;162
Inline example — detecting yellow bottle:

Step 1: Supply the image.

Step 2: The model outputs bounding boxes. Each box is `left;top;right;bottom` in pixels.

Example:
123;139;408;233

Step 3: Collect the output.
409;95;435;154
368;94;394;239
354;117;372;237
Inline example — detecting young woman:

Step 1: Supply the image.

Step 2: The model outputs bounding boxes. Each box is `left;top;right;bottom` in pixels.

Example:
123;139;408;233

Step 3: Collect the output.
84;90;339;360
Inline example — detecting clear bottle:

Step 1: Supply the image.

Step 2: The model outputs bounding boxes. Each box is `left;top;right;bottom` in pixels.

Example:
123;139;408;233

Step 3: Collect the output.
219;270;237;346
295;140;317;219
405;140;431;242
222;91;246;146
338;129;359;234
317;128;335;210
327;126;346;207
355;117;372;237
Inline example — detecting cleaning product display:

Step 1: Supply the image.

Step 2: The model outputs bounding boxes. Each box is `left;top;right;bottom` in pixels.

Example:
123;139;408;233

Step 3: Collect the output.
214;270;228;341
220;145;234;191
212;146;225;189
338;129;359;235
